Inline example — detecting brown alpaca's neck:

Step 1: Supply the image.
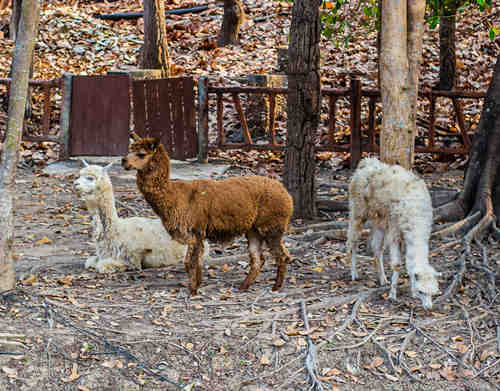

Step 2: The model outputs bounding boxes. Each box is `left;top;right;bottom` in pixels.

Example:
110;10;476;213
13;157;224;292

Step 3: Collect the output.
137;145;172;193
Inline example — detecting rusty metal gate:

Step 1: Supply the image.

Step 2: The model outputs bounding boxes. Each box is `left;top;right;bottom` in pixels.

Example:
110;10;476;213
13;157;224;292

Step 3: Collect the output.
132;76;197;160
70;74;130;156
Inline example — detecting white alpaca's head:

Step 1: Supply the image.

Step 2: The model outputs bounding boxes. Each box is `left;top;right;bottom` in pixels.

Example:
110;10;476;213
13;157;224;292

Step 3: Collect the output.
73;160;114;203
413;263;440;310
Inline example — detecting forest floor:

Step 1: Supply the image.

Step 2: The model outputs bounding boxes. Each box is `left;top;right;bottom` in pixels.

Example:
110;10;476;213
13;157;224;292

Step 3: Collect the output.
0;159;499;391
0;0;500;389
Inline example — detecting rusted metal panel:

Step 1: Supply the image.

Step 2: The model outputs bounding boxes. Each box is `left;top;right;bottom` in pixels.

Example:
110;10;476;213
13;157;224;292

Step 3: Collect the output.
70;74;130;156
132;77;197;160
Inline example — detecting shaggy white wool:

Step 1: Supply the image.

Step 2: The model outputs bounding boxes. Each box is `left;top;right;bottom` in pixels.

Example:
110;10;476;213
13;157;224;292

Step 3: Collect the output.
74;161;190;273
347;157;440;309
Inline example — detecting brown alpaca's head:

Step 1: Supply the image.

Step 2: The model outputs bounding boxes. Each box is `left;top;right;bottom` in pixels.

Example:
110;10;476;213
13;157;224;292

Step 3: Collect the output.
122;132;161;171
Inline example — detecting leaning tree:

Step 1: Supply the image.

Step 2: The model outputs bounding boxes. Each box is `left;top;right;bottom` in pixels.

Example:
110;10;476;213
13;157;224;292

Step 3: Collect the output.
435;53;500;241
0;0;39;291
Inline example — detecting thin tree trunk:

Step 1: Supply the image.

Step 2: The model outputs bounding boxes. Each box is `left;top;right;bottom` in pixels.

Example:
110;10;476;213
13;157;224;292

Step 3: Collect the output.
284;0;321;219
9;0;21;41
437;9;457;90
0;0;39;291
379;0;425;169
217;0;245;47
142;0;170;77
407;0;426;153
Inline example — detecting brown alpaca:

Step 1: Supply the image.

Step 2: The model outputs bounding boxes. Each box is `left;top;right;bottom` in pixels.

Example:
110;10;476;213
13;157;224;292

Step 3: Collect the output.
122;132;294;295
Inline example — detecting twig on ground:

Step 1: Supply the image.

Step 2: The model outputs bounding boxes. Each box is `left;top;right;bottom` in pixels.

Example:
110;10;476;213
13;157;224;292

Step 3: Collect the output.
327;318;389;351
291;221;348;234
409;316;475;373
471;358;500;379
300;300;327;391
453;298;476;365
437;250;467;302
323;288;380;346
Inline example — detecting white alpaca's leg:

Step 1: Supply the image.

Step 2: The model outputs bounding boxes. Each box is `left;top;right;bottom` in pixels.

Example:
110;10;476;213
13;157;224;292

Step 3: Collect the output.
85;256;98;270
388;236;401;302
371;228;388;286
347;215;363;281
95;258;127;273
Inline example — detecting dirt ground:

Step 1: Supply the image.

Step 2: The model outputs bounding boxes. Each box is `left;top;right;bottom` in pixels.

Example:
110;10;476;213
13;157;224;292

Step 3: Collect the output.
1;158;499;391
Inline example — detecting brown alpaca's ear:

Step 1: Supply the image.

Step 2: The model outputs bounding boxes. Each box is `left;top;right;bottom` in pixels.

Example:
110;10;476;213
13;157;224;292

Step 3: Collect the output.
149;138;161;152
130;132;142;142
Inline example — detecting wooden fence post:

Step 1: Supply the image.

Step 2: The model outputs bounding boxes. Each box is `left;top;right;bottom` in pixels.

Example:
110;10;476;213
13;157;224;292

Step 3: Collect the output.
59;73;73;160
197;77;209;163
350;75;362;169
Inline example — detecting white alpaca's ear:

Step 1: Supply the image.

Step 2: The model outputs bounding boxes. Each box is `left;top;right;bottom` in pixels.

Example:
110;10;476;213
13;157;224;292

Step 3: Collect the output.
81;159;89;167
104;162;114;172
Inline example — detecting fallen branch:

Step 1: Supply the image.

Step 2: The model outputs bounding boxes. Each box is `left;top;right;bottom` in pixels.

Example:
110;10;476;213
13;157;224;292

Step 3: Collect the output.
92;4;220;21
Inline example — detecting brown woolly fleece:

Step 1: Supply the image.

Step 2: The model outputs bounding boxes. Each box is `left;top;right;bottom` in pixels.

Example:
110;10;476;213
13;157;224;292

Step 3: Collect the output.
122;134;294;295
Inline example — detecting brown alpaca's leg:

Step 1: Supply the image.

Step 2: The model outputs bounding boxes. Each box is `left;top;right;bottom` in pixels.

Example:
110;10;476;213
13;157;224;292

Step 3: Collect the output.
239;232;264;291
267;234;290;291
184;245;198;295
185;240;205;295
191;240;205;293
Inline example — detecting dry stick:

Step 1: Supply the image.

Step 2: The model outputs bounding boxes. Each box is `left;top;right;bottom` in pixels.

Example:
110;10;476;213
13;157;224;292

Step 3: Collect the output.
319;288;386;348
227;290;381;324
324;318;390;351
471;357;500;379
437;249;467;302
452;298;476;365
300;300;327;391
409;318;476;373
290;221;348;234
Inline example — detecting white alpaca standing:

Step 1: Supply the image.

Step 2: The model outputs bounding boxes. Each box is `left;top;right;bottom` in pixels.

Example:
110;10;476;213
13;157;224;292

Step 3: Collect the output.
73;161;189;273
346;157;440;309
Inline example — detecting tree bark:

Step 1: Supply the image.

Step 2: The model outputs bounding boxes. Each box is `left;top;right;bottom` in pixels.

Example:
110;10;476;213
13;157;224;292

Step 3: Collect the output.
142;0;170;77
284;0;321;219
435;53;500;238
379;0;425;169
437;8;457;90
9;0;21;41
217;0;245;47
0;0;39;291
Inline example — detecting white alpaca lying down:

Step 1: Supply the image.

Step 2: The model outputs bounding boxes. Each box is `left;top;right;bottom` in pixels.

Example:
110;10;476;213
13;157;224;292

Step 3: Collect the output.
73;161;190;273
346;157;440;309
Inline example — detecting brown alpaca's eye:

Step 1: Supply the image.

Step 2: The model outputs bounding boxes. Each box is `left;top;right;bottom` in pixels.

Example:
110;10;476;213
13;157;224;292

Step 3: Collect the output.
137;153;146;159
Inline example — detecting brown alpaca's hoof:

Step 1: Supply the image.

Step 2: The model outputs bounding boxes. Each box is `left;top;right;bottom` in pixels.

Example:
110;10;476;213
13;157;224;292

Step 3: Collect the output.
189;286;199;296
272;283;283;291
238;283;250;292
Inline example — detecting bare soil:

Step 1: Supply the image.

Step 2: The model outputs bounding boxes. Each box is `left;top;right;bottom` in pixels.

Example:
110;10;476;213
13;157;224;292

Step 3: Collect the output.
1;160;499;391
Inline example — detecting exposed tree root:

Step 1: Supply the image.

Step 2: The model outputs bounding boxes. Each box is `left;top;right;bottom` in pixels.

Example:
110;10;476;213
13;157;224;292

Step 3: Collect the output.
434;210;482;238
300;300;327;391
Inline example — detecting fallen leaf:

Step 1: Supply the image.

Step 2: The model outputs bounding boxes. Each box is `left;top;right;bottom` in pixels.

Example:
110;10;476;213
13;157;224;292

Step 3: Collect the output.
384;373;399;381
439;366;456;381
272;338;286;347
62;363;80;382
37;236;52;245
260;353;271;365
2;367;17;378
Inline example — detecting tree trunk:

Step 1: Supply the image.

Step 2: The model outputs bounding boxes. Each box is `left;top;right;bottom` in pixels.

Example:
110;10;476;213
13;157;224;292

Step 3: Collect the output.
217;0;245;47
0;0;39;291
437;9;457;90
379;0;425;169
284;0;321;219
9;0;21;41
142;0;170;77
435;53;500;239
